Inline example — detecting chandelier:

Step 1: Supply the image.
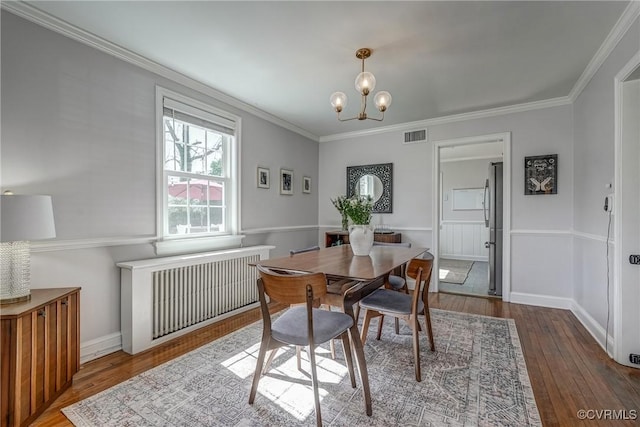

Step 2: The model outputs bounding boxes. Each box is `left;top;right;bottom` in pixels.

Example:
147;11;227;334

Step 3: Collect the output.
330;48;392;122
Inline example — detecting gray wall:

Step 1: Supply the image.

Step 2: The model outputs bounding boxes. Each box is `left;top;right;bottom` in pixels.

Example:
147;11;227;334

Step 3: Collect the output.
1;12;319;359
319;104;574;301
572;17;639;341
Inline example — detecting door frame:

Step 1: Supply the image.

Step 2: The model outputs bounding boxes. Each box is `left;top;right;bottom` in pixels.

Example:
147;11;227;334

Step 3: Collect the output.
432;132;512;300
613;51;640;363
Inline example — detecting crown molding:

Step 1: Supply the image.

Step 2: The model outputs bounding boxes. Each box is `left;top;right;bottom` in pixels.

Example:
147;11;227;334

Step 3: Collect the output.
568;0;640;102
319;96;571;142
1;1;320;142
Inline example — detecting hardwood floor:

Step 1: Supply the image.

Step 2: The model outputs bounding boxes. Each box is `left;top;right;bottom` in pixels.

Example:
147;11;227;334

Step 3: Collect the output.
32;294;640;426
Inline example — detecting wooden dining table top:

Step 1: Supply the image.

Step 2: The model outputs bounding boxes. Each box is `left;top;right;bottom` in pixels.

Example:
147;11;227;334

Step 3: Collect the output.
256;244;428;281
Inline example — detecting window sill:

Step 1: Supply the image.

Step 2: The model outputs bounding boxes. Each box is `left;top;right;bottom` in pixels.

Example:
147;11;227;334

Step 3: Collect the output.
154;234;245;256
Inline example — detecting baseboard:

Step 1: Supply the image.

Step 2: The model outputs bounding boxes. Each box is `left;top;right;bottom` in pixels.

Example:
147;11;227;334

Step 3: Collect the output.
570;300;614;355
80;332;122;364
440;254;488;262
509;292;573;309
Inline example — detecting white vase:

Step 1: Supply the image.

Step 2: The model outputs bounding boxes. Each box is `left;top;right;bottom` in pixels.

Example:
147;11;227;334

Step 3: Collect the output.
349;224;374;256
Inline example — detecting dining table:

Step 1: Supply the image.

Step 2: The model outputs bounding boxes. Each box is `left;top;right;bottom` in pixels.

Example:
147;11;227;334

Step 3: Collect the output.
255;244;428;417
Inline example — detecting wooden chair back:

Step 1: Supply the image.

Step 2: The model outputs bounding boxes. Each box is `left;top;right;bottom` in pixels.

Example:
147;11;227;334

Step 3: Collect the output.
257;265;328;305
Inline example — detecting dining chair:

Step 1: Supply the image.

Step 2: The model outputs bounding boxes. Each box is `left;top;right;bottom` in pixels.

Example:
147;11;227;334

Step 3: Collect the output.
358;255;435;381
250;265;357;427
372;241;412;293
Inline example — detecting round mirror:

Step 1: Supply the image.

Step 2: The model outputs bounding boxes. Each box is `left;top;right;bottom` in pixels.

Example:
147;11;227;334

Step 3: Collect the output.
354;174;384;203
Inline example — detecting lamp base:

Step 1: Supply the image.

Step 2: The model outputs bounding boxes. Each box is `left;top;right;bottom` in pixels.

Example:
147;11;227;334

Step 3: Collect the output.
1;241;32;304
0;293;31;305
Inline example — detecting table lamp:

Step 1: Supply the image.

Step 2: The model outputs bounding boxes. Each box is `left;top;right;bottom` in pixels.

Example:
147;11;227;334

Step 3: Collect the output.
1;191;56;304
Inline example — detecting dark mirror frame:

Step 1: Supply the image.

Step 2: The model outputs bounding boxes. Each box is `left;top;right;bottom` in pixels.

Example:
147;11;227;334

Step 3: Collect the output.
346;163;393;213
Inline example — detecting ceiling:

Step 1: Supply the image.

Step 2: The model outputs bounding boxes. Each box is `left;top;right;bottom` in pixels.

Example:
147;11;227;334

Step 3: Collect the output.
18;1;631;139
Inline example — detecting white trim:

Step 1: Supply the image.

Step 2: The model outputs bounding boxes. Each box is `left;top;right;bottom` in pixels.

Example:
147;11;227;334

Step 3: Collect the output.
440;154;503;163
571;300;615;356
440;254;487;262
1;1;318;142
432;132;511;301
572;230;615;244
80;332;122;364
613;51;640;365
441;220;485;225
509;292;572;310
31;236;156;252
320;98;570;142
510;229;573;236
568;1;640;102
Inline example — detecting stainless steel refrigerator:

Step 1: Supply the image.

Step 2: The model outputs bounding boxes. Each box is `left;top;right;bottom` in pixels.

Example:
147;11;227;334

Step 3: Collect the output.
484;162;503;296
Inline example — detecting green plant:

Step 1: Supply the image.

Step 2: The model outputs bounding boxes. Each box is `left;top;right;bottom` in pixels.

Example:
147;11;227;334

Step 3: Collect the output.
344;195;373;225
331;195;351;229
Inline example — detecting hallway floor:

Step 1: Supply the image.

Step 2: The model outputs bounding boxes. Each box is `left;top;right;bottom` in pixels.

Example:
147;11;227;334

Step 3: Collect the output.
439;260;494;297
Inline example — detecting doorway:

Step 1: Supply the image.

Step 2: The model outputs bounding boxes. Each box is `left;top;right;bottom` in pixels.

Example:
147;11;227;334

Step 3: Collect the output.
432;133;511;301
613;52;640;367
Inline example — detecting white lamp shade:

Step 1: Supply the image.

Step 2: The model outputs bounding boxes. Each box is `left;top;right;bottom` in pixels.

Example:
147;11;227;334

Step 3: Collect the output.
355;71;376;95
374;91;393;112
330;92;348;112
1;194;56;242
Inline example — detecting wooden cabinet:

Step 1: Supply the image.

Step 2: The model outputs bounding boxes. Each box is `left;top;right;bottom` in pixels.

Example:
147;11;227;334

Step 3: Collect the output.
1;288;80;427
325;230;402;247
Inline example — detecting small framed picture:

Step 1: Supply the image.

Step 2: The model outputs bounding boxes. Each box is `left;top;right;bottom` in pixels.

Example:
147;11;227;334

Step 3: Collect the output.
257;167;270;189
525;154;558;195
303;176;311;194
280;168;293;195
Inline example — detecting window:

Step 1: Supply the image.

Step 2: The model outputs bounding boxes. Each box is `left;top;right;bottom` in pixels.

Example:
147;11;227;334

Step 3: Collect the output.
156;87;240;247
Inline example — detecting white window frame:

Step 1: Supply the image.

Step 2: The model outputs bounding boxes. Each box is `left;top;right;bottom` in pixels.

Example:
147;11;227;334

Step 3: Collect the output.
155;86;242;255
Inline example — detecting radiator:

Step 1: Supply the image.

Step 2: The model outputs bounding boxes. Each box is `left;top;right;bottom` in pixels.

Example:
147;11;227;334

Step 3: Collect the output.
118;245;273;354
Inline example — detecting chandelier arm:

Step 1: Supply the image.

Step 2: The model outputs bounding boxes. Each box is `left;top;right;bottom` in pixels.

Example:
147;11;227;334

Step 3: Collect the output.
337;114;359;122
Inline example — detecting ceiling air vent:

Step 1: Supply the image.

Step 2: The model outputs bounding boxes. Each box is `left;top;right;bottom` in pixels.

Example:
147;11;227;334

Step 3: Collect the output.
403;129;427;144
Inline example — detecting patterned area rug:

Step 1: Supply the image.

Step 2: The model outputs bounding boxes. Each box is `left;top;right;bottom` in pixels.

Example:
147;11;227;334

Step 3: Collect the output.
63;309;541;426
439;258;475;284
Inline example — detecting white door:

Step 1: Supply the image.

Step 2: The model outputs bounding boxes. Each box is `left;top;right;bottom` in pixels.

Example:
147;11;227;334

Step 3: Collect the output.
615;66;640;367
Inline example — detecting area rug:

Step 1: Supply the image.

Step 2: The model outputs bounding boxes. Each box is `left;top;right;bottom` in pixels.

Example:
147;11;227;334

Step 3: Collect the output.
439;258;475;284
62;309;541;426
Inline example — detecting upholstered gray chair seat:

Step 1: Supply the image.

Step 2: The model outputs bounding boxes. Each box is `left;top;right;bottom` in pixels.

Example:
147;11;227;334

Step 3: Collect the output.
272;307;354;346
387;275;406;290
359;288;424;315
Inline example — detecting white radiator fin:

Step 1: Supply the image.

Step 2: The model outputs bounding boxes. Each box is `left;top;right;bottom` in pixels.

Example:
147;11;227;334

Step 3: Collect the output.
152;254;260;339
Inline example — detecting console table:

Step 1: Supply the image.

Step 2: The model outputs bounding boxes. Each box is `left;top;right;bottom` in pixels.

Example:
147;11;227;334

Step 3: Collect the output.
1;288;80;427
325;230;402;247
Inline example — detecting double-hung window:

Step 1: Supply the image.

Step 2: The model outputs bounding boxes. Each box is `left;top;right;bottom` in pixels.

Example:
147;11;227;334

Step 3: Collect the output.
156;87;240;250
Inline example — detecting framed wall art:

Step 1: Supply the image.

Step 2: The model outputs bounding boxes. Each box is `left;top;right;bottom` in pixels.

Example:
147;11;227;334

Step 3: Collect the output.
346;163;393;213
303;176;311;194
257;167;270;189
525;154;557;195
280;168;293;195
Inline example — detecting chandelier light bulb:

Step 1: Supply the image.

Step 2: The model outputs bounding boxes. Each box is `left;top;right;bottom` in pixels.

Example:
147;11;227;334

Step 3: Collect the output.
374;91;392;112
330;92;348;113
355;71;376;96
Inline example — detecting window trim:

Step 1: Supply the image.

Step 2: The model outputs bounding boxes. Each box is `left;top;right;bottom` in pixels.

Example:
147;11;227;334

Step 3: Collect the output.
155;86;242;253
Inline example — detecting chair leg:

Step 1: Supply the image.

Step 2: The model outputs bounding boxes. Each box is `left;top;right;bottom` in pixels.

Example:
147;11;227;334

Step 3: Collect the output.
424;308;435;351
262;348;279;375
376;314;385;341
307;344;323;427
249;339;270;404
412;315;421;382
394;317;400;335
360;310;373;346
296;345;302;371
341;333;357;388
330;339;336;359
353;302;360;324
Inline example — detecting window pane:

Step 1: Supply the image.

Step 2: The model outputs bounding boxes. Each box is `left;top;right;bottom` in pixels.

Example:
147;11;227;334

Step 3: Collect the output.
207;131;224;177
167;176;225;235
